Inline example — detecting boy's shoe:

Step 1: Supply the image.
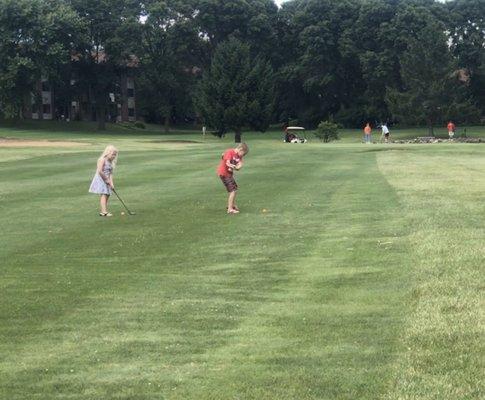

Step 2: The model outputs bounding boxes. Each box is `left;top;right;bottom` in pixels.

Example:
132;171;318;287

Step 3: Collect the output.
227;208;240;214
99;212;113;217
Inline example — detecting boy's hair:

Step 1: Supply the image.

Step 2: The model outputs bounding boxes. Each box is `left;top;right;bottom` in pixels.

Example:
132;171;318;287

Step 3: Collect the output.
236;143;249;155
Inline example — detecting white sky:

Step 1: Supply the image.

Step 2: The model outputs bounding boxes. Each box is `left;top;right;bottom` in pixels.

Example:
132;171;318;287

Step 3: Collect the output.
274;0;287;6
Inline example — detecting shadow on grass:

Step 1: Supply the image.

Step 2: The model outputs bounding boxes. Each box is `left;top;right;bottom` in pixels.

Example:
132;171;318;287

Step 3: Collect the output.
148;140;202;144
356;147;409;153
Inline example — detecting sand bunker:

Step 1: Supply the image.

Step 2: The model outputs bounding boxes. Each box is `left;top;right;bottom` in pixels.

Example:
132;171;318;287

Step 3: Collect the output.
0;138;89;148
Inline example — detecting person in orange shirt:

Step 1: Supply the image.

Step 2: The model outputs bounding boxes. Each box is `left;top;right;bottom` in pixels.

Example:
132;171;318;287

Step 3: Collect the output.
217;143;249;214
363;122;372;143
447;121;456;138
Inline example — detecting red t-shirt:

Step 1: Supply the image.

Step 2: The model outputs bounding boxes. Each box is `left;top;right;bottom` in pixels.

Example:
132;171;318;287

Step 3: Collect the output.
217;149;242;177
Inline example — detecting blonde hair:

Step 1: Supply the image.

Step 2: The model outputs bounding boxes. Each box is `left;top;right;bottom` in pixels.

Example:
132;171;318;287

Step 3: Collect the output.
99;145;118;167
236;143;249;155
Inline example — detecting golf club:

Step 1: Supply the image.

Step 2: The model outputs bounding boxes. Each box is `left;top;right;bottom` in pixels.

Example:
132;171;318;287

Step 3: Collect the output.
111;188;136;215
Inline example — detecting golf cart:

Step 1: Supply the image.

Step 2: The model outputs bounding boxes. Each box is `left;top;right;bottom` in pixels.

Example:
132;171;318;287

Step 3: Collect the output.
284;126;307;143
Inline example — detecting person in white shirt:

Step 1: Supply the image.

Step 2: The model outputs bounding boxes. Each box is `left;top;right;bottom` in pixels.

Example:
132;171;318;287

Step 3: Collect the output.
380;123;390;143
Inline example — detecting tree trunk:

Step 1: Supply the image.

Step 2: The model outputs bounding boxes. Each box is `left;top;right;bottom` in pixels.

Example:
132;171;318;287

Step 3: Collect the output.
22;93;32;119
37;83;43;121
427;118;434;137
97;105;106;130
120;73;129;122
235;129;242;143
164;115;170;133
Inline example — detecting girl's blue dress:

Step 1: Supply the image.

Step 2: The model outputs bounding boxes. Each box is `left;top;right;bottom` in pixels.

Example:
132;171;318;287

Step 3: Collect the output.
89;160;113;195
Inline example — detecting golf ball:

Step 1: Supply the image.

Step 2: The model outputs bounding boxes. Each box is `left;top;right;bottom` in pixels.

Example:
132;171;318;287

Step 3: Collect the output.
121;211;125;216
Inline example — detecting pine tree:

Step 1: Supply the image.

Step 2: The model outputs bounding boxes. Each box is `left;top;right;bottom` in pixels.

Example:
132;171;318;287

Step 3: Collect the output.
195;38;274;143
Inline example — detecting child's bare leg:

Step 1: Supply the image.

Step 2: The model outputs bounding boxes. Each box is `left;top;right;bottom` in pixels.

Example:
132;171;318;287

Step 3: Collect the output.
100;194;109;214
228;190;237;210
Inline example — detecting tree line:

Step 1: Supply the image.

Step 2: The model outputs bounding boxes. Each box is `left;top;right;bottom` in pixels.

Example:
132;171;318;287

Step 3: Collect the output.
0;0;483;138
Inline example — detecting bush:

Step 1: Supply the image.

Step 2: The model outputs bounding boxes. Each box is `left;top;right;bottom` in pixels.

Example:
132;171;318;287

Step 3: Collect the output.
314;120;340;142
117;121;146;130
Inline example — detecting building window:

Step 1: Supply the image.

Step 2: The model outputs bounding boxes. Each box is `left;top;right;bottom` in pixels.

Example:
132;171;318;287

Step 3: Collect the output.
42;81;50;92
127;88;134;97
43;104;51;114
128;108;135;117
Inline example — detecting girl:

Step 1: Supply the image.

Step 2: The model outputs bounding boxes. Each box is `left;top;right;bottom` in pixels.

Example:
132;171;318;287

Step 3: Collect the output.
89;145;118;217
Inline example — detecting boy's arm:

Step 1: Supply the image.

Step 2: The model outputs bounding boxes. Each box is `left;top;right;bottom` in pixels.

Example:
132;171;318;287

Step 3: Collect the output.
223;150;239;168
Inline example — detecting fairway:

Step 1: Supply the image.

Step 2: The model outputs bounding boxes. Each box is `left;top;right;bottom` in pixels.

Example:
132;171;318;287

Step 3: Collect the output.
0;125;483;400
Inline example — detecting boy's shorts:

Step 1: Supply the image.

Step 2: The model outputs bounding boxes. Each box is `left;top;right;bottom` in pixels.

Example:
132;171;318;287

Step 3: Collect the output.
220;175;238;192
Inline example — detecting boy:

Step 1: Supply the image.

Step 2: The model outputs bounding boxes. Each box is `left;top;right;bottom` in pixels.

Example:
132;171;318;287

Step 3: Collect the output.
447;121;456;138
217;143;249;214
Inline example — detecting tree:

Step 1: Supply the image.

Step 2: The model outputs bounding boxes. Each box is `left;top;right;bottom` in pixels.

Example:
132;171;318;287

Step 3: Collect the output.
195;38;274;142
275;0;361;127
447;0;485;115
67;0;142;130
194;0;279;58
386;22;478;135
246;59;275;132
0;0;79;118
137;0;201;130
344;0;401;121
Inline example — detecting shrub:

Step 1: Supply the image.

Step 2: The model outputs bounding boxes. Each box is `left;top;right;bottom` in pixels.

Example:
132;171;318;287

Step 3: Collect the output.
117;121;146;130
117;122;135;129
315;120;340;142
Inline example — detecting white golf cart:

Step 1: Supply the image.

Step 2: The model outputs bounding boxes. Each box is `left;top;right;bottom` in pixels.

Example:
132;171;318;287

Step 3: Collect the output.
284;126;307;143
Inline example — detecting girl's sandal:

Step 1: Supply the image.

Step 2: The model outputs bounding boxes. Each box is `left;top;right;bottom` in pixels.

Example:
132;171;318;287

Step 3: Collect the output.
99;212;113;217
227;208;240;214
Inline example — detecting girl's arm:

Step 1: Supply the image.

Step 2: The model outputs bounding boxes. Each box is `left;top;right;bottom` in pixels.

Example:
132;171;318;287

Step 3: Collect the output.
109;175;114;189
96;158;110;183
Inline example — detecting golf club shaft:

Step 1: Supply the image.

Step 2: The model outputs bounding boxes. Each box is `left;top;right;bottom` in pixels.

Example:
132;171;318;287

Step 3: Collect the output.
111;188;134;214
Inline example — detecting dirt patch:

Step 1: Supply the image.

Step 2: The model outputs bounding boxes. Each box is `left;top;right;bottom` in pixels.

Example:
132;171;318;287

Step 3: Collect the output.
0;138;89;148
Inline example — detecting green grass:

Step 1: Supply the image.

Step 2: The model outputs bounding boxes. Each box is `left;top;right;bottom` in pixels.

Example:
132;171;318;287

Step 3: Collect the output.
0;122;483;399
